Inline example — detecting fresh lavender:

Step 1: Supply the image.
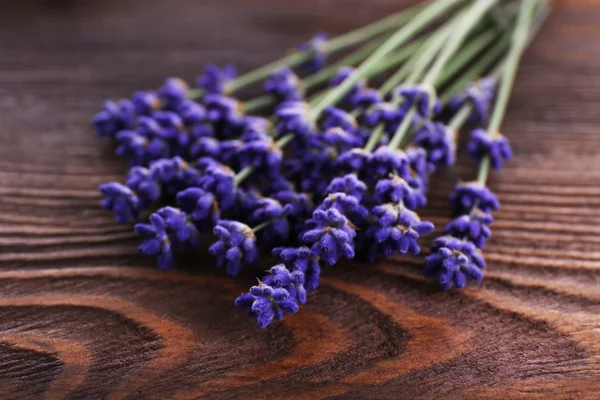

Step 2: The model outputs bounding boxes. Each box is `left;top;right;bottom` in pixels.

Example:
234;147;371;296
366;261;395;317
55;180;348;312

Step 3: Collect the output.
425;0;540;290
93;0;548;328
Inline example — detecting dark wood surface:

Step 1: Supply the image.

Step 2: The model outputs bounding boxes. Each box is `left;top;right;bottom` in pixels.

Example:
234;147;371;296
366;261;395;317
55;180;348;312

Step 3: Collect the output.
1;0;600;398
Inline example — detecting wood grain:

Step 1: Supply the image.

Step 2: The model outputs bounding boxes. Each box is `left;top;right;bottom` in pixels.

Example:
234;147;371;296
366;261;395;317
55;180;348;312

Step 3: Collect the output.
1;0;600;398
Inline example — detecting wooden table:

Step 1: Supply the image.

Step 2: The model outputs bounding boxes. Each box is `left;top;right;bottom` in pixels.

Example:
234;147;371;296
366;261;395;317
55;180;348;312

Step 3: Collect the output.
0;0;599;398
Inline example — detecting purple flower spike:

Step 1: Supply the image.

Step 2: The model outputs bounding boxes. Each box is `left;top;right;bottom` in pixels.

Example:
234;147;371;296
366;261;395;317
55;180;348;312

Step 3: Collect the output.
329;67;367;105
423;236;485;290
414;121;456;171
135;207;200;269
262;264;308;305
467;129;513;170
190;136;221;159
367;205;434;258
369;147;410;178
249;198;291;245
99;182;141;224
335;148;372;172
264;66;304;101
297;32;328;73
323;127;363;150
393;84;441;118
272;246;321;291
132;91;161;116
352;88;383;110
176;187;220;231
158;77;189;109
204;93;246;138
115;130;170;166
450;182;500;215
443;209;493;249
210;220;259;275
321;106;358;133
237;137;283;177
362;102;408;133
177;99;208;128
235;283;299;328
272;190;313;219
199;164;237;210
275;101;315;141
197;64;237;95
318;193;369;225
92;99;135;138
374;174;426;211
302;208;357;266
449;77;496;125
135;213;173;269
325;174;367;201
125;166;162;208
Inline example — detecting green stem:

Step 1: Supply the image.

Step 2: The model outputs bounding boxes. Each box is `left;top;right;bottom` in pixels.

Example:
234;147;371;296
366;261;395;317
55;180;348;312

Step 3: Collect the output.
487;1;536;136
422;0;497;86
477;0;537;186
448;104;472;132
307;32;433;106
310;0;462;122
388;0;497;152
379;15;459;96
227;3;422;93
252;219;274;233
244;31;432;114
363;125;385;152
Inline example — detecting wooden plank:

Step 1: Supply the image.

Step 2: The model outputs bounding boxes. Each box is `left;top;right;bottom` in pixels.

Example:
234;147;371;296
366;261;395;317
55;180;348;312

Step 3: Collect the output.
0;0;599;398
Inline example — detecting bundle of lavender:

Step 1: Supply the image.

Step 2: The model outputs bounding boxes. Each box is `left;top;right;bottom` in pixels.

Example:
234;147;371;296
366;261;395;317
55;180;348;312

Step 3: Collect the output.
95;0;549;328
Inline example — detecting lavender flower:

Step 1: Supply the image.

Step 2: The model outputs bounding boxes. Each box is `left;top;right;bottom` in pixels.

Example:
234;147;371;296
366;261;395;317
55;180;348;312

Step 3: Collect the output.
362;101;408;133
158;77;189;109
297;32;328;72
374;174;426;210
262;264;308;305
367;205;434;258
393;84;441;118
467;129;513;170
249;198;291;244
275;101;315;141
325;174;367;200
414;121;456;170
210;220;259;275
204;94;245;138
302;208;356;266
99;182;141;224
237;137;283;177
199;164;237;210
318;193;369;225
335;148;371;172
368;147;410;178
125;166;162;208
443;209;493;249
235;283;299;328
197;64;237;94
449;77;496;125
423;236;485;290
92;99;135;138
115;129;169;166
450;182;500;215
135;207;200;269
272;246;321;291
132;91;160;115
329;67;367;105
176;187;220;231
352;88;383;110
264;66;304;101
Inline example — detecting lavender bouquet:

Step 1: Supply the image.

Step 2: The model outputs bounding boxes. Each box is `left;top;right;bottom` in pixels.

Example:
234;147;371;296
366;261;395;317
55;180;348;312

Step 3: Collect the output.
95;0;550;328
